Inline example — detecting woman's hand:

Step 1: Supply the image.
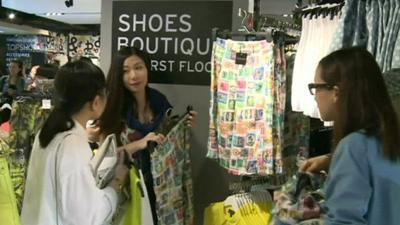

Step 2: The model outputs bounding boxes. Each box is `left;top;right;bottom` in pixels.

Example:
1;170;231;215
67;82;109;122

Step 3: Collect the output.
124;132;165;156
185;111;197;127
110;150;130;193
299;154;332;173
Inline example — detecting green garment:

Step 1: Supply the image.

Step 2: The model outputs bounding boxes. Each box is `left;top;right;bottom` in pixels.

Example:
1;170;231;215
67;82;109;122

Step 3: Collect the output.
0;157;21;225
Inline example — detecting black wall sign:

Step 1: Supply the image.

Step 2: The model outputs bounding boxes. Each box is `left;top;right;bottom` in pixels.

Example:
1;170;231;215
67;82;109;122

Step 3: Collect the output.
112;1;232;85
1;35;46;74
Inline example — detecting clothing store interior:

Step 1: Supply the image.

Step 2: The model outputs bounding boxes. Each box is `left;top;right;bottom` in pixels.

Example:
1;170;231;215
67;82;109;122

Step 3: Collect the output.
1;0;400;225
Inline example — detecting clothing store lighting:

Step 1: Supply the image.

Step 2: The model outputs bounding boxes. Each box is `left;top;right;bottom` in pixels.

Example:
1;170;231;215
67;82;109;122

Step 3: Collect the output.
283;14;289;18
45;12;65;16
65;0;73;7
8;13;16;19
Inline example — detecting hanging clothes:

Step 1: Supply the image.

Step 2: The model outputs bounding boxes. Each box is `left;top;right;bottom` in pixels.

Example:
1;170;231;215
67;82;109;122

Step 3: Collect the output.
0;140;20;225
121;87;173;224
9;99;51;161
6;99;51;210
272;43;287;176
383;69;400;120
283;46;311;177
330;0;400;72
207;38;277;175
120;109;194;225
271;172;326;225
150;114;194;225
271;42;309;185
291;5;341;119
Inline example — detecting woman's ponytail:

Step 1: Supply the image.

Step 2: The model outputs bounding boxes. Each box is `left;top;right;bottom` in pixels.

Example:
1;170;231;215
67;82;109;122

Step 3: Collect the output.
39;107;73;148
38;60;106;148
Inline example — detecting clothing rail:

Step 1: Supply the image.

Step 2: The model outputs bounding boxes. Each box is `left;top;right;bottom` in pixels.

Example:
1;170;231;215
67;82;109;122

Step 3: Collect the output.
212;27;274;42
212;28;299;46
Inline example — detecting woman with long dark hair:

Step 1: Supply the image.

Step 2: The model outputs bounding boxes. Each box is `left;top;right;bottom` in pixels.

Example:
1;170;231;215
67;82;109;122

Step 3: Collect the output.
21;60;129;225
98;47;196;223
306;47;400;224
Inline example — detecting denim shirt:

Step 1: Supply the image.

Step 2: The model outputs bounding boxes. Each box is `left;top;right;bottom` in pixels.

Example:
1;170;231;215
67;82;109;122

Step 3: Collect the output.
324;131;400;225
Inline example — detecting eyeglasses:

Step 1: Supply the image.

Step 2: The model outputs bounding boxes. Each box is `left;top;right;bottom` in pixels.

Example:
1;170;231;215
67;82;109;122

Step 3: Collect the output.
308;83;336;95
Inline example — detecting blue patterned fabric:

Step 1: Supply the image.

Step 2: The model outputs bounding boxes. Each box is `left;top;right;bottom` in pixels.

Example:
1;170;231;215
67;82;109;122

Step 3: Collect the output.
330;0;400;72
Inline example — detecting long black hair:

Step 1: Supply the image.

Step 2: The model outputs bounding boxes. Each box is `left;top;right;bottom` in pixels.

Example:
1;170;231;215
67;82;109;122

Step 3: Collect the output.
39;60;106;148
318;47;400;161
99;47;152;136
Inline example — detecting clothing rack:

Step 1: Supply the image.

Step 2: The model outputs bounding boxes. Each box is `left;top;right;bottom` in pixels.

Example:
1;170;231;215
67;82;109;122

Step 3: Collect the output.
316;0;344;5
296;0;344;7
15;91;53;102
212;27;299;46
294;0;345;19
258;15;302;32
229;178;268;194
229;175;284;194
212;27;274;42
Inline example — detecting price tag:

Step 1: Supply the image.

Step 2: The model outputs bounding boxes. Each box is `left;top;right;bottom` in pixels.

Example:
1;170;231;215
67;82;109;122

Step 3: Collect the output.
42;99;52;109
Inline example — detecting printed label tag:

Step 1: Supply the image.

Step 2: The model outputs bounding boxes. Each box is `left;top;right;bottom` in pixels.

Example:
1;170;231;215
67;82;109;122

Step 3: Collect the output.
235;52;247;65
42;99;51;109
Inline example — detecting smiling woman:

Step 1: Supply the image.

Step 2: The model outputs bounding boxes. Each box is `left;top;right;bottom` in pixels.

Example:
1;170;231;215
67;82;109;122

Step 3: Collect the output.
98;46;196;224
122;54;148;93
98;47;173;224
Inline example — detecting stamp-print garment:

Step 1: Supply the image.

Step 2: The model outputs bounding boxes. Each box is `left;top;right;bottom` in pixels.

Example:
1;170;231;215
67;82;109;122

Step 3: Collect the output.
150;116;194;225
207;38;277;175
121;114;194;225
283;50;311;185
272;44;287;176
271;173;326;225
121;87;173;224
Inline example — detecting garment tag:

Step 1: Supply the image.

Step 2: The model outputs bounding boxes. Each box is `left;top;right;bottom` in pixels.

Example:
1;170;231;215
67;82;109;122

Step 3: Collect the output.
235;52;247;65
42;99;51;109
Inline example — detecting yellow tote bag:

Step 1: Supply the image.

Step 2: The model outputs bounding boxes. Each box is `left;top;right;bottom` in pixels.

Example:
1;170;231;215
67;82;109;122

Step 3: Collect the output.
122;168;141;225
0;157;20;225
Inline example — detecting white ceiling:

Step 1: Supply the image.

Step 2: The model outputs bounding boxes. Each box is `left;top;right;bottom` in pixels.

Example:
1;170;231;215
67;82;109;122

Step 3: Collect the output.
0;0;295;34
2;0;101;24
2;0;294;25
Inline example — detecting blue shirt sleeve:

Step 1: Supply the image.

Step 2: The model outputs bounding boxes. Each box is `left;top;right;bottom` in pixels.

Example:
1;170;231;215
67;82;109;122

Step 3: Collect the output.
324;132;372;225
148;87;172;114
